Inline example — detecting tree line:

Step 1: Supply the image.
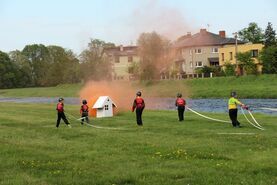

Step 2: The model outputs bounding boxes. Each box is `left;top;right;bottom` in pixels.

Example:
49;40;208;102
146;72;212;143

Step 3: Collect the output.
1;22;277;88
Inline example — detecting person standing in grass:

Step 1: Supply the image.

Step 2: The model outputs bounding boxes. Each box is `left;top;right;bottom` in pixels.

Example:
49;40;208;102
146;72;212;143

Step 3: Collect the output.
228;91;247;128
80;99;89;125
175;93;186;121
56;98;71;128
132;91;145;126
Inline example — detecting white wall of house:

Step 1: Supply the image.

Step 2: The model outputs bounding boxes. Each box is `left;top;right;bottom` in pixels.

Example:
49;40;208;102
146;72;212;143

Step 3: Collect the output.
93;96;116;118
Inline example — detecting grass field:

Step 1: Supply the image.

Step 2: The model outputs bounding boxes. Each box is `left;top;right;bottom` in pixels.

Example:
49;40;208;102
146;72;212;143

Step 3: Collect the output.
0;103;276;185
0;75;276;99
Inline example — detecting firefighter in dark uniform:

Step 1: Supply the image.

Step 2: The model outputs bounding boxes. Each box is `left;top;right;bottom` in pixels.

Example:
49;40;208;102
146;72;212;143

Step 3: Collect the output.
80;99;89;125
175;93;186;121
56;98;71;128
132;91;145;126
228;91;247;128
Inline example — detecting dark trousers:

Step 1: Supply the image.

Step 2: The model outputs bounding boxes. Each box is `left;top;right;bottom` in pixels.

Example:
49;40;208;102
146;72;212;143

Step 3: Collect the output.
178;106;185;121
229;109;241;127
136;108;143;126
81;112;89;124
56;112;70;127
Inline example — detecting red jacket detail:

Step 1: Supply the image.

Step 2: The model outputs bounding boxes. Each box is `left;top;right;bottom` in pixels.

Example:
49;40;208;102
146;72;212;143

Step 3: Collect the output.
176;98;186;107
56;102;64;113
80;104;89;114
132;97;145;111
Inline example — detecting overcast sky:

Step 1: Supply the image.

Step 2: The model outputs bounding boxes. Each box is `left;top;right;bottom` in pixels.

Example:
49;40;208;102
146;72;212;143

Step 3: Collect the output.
1;0;276;54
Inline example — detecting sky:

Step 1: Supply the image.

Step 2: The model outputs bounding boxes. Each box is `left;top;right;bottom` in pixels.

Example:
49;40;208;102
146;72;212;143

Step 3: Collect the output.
1;0;276;54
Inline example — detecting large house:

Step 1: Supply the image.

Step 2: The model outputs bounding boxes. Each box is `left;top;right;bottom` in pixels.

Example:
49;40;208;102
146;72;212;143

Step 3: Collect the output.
173;29;244;76
103;45;140;80
219;43;264;74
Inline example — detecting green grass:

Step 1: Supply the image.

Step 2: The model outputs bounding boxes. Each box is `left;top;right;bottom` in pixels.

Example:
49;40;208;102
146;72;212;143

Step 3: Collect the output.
0;103;276;185
186;74;277;98
0;74;276;98
0;84;83;97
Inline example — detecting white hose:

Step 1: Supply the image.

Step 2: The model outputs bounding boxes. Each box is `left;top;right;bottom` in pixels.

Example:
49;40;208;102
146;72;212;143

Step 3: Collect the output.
259;107;277;111
248;110;264;129
240;108;264;130
66;112;129;130
186;106;231;123
77;116;88;120
84;123;128;130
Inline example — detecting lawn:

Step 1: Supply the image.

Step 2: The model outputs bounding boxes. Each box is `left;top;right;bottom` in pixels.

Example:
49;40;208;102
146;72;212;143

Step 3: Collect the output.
0;103;276;185
0;74;276;99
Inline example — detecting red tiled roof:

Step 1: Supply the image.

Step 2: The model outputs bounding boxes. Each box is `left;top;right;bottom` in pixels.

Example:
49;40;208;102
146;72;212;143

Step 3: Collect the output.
174;30;244;48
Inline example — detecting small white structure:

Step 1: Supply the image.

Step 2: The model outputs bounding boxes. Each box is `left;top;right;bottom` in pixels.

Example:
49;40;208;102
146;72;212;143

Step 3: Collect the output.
92;96;117;118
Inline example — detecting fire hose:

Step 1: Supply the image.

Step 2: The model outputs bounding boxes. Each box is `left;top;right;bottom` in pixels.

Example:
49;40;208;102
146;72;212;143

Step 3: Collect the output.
186;106;265;130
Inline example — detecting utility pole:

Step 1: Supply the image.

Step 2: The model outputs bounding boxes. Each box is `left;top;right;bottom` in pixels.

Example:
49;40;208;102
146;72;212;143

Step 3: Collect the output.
233;32;239;76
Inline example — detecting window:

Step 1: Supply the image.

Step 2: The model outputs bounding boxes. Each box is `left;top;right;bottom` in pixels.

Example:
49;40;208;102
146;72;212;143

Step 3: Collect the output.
211;48;218;53
251;50;258;57
195;48;202;54
221;53;225;61
229;52;233;60
128;56;133;62
196;61;203;67
190;61;193;68
104;105;109;110
115;56;120;63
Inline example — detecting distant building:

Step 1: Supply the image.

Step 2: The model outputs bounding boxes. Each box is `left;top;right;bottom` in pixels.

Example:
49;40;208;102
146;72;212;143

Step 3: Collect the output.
103;45;140;80
219;43;264;73
174;29;244;76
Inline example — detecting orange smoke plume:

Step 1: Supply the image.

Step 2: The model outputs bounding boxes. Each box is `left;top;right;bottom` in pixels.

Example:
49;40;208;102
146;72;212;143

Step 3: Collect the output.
79;81;138;116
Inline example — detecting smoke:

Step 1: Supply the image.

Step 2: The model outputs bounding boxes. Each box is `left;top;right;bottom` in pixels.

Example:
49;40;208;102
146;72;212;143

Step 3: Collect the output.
79;80;190;115
126;0;196;41
78;81;138;115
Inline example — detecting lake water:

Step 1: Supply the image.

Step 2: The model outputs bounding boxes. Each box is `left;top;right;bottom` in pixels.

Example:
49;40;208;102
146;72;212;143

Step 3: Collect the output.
0;97;276;115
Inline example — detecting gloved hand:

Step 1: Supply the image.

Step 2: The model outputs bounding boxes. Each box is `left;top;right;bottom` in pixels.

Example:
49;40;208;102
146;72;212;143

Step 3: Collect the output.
242;104;249;110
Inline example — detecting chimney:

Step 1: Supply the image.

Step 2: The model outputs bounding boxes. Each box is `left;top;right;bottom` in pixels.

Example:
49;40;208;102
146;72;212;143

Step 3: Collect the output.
200;29;207;34
119;45;124;51
219;30;226;38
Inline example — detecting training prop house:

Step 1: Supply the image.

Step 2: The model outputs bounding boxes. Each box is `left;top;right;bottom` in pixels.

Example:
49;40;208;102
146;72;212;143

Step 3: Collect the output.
92;96;117;118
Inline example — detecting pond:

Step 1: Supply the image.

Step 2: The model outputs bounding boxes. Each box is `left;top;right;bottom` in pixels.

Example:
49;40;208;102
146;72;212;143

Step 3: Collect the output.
0;97;276;115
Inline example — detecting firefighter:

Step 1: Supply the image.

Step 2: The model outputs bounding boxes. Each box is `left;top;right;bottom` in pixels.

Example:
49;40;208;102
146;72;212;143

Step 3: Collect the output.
132;91;145;126
80;99;89;125
56;98;71;128
175;93;186;121
228;91;247;128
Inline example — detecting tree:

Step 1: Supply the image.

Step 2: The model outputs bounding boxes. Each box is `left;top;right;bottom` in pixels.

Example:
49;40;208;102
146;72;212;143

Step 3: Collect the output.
22;44;51;86
0;51;19;88
80;39;115;81
223;62;236;76
137;32;171;80
261;46;277;74
264;22;276;48
238;22;264;43
46;46;80;86
128;61;140;80
236;52;257;75
9;50;33;87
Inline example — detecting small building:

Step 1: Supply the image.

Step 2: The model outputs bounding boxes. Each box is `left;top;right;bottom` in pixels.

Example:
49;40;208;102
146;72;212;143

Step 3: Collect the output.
92;96;117;118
